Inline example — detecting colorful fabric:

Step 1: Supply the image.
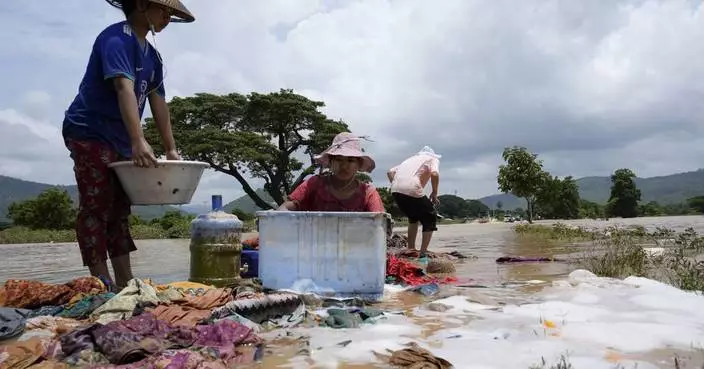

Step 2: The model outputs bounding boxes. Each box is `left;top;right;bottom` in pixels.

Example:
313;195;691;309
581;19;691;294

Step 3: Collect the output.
374;341;453;369
0;307;32;341
90;279;163;325
385;254;457;286
495;256;563;263
288;174;385;212
24;316;86;337
54;313;259;365
26;307;64;319
147;305;211;328
66;139;136;267
322;308;383;329
0;277;106;310
242;237;259;250
182;288;233;310
0;337;52;369
92;349;226;369
57;293;114;320
63;21;165;158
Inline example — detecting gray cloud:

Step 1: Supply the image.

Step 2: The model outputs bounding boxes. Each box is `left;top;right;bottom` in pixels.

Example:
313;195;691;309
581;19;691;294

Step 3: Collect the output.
1;0;703;203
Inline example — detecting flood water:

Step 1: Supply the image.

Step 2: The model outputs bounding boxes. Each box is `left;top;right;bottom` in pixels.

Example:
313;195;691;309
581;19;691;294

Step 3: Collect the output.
1;215;703;368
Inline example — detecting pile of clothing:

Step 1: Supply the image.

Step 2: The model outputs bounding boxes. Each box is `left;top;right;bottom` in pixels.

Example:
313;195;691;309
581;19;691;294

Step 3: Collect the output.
385;234;465;287
0;277;304;368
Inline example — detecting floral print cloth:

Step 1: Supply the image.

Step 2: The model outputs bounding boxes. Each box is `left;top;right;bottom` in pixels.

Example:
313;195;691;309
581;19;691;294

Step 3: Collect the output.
0;277;106;310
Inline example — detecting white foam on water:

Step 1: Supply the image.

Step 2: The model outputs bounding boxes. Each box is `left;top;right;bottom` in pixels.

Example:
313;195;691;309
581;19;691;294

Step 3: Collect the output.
292;270;704;368
281;278;406;296
288;313;423;369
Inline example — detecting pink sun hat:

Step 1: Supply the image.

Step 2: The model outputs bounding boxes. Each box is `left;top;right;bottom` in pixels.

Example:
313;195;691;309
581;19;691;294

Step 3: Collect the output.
314;132;376;173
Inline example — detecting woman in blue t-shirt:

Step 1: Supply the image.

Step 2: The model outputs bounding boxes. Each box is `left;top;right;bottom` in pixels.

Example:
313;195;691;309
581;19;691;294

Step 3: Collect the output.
62;0;195;291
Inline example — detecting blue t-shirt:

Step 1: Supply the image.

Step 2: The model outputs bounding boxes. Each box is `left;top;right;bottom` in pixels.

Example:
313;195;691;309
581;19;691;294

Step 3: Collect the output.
63;21;165;158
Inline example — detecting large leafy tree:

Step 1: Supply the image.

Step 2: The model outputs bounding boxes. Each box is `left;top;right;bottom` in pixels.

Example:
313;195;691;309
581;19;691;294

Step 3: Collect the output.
8;188;76;230
497;146;547;223
535;175;581;219
436;195;489;218
145;89;349;209
606;168;641;218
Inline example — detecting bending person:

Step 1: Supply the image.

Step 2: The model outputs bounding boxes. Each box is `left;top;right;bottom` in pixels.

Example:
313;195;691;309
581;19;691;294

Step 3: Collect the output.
387;146;441;256
278;132;385;212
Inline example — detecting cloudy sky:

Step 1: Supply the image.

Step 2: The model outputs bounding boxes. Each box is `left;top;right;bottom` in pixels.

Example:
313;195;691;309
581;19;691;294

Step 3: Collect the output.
2;0;704;206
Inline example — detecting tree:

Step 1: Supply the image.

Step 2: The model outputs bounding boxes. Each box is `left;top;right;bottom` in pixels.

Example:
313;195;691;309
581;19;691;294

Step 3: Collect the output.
465;199;490;218
535;175;581;219
231;208;255;221
579;199;605;219
687;196;704;213
7;188;76;230
606;168;641;218
436;195;489;219
144;89;350;210
376;187;403;218
496;201;503;210
497;146;547;223
638;201;664;217
437;195;468;218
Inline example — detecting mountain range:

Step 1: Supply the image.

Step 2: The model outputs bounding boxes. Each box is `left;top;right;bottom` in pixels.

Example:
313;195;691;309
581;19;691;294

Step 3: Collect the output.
0;175;183;222
2;168;704;221
477;169;704;210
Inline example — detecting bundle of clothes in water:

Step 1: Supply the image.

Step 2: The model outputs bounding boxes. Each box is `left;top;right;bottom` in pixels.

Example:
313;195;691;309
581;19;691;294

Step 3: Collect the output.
385;234;467;287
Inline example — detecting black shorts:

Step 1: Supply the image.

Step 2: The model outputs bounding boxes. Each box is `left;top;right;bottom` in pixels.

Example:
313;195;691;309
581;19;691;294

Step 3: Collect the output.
392;192;438;232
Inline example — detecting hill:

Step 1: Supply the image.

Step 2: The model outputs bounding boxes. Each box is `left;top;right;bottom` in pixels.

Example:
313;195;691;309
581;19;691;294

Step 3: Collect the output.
478;169;704;210
0;175;182;222
223;189;275;214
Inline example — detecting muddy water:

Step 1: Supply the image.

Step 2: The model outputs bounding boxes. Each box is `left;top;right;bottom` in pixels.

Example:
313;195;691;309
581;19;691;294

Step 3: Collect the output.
1;215;703;367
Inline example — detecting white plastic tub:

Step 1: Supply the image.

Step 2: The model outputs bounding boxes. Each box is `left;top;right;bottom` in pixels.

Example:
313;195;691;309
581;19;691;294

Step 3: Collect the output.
108;160;209;205
256;211;390;297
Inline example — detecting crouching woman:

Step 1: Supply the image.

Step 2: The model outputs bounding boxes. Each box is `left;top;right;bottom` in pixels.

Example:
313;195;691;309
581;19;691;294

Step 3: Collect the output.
278;132;385;213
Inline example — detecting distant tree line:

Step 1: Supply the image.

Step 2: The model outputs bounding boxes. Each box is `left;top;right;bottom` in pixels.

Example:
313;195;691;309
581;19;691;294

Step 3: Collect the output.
5;188;196;238
497;146;704;222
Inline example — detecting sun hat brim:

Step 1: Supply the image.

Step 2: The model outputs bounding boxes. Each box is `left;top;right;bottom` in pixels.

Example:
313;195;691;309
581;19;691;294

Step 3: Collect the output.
105;0;196;23
315;151;376;173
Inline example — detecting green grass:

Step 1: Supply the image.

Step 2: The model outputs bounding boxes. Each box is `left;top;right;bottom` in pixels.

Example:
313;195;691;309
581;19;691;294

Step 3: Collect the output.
0;221;256;244
515;223;704;292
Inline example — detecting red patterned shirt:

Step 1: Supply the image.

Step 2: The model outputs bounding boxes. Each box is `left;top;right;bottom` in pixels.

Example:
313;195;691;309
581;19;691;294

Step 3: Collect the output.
288;174;386;212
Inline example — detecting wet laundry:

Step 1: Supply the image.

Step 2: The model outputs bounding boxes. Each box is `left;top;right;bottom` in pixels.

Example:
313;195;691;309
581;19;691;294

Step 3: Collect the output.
374;342;454;369
322;308;384;329
89;279;165;324
210;293;303;325
182;288;233;310
0;337;54;369
52;312;260;365
26;306;64;319
0;277;106;310
407;283;440;297
0;307;32;341
147;304;211;327
24;316;85;338
495;256;564;263
57;293;114;320
386;254;458;286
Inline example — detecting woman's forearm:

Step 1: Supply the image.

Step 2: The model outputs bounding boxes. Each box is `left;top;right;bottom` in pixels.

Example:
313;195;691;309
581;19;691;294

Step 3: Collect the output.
278;201;298;211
